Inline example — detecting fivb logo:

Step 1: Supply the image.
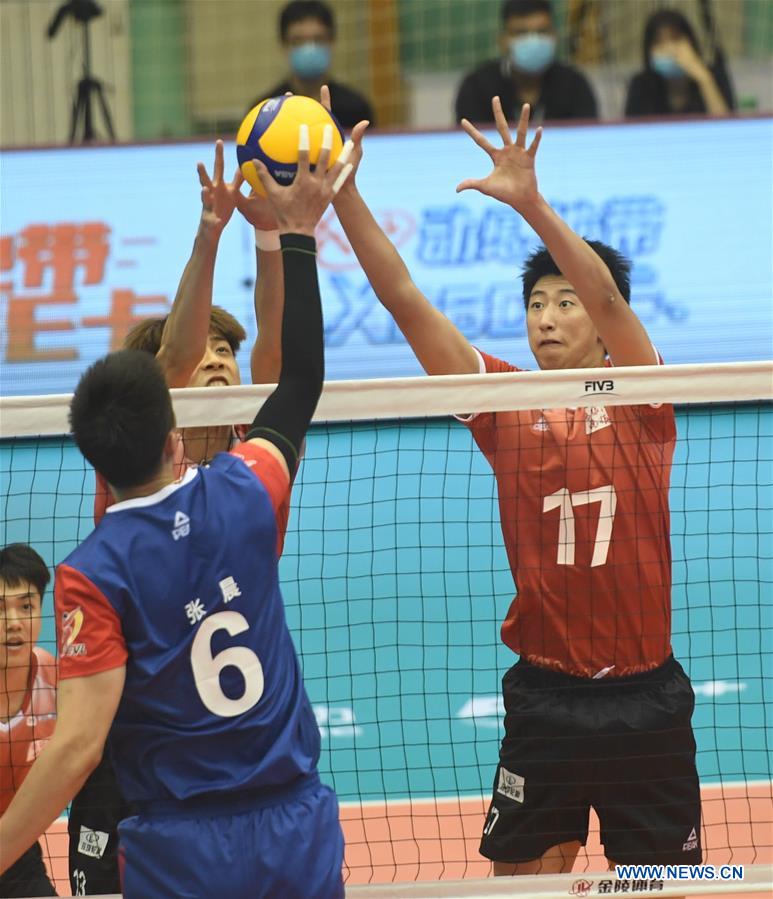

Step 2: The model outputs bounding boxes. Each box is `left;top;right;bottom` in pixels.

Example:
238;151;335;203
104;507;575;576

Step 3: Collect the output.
584;378;615;393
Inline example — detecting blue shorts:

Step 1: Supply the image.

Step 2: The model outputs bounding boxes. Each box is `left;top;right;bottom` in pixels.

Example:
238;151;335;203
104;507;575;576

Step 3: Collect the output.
118;774;344;899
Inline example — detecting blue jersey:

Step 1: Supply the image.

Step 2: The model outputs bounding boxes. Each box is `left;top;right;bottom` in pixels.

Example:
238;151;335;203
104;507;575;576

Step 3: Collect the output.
55;443;320;803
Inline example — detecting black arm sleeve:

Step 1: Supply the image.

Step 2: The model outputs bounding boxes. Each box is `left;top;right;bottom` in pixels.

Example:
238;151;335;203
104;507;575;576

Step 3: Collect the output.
246;233;323;472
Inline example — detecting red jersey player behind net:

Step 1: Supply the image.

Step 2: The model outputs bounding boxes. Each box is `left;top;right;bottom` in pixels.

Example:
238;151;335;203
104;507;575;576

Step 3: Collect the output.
330;96;701;873
0;544;57;897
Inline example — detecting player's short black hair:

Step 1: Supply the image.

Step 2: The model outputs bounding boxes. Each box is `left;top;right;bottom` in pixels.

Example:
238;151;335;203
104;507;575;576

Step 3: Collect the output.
501;0;553;25
642;8;701;68
279;0;335;42
70;350;175;490
522;241;631;308
0;544;50;601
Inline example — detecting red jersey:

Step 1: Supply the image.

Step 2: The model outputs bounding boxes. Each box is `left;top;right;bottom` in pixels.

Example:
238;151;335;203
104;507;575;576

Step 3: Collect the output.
466;350;676;678
94;427;293;556
0;647;58;815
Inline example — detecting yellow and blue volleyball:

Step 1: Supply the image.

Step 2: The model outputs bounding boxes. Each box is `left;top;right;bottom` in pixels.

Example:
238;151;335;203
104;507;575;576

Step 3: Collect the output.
236;95;344;197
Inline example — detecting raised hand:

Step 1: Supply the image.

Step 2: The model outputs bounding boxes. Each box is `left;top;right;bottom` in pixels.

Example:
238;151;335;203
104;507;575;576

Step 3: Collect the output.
456;99;543;212
253;123;353;236
196;140;244;235
320;83;369;194
663;37;709;80
234;189;278;232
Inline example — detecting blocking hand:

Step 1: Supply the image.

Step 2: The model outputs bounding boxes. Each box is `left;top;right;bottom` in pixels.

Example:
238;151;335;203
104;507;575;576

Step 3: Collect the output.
253;124;353;236
320;84;369;196
456;99;543;212
197;140;244;235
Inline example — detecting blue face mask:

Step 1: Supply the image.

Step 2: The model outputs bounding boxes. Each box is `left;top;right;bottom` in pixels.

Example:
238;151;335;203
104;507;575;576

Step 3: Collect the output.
651;54;684;79
509;33;556;74
289;42;331;80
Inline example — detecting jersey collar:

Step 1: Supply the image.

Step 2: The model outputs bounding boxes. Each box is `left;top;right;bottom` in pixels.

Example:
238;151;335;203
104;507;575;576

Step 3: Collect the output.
105;467;198;514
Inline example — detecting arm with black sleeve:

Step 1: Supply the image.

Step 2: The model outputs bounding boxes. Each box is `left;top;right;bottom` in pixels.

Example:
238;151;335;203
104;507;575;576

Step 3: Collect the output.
245;232;323;474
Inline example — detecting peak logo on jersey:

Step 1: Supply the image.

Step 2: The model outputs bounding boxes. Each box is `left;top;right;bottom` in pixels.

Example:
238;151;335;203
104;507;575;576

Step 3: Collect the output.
77;825;110;859
683;827;699;851
585;406;611;435
172;510;190;541
496;766;524;803
61;607;86;657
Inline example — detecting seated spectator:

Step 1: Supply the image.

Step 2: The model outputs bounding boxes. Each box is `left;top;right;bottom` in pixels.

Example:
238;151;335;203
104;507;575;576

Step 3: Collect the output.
0;544;57;897
454;0;597;124
250;0;374;129
625;8;734;117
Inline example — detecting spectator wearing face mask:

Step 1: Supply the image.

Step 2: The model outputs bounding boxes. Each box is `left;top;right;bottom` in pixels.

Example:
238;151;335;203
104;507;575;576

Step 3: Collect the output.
454;0;597;125
250;0;374;130
625;8;734;118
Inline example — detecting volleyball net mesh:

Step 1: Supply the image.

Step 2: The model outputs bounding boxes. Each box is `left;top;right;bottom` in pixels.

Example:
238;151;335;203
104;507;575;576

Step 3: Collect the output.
1;361;771;896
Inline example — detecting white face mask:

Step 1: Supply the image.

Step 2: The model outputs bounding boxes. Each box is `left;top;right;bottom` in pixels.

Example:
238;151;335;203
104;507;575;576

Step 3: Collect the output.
509;33;556;74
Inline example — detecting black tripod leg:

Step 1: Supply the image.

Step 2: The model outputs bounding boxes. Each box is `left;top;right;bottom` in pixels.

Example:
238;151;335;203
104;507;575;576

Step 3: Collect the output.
94;82;116;141
69;81;85;144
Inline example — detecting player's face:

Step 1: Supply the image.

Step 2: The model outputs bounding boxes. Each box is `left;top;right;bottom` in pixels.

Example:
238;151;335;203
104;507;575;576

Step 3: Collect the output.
188;335;241;389
0;578;43;672
526;275;606;370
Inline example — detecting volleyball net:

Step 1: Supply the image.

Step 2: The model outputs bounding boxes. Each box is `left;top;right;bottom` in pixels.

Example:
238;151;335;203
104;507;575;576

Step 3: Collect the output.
1;361;771;896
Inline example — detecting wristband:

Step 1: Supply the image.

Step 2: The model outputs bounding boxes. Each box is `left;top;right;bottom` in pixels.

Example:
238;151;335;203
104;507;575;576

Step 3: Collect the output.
254;228;281;252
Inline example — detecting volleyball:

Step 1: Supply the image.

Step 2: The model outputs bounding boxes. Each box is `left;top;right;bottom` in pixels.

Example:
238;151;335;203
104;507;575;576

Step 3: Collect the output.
236;95;345;197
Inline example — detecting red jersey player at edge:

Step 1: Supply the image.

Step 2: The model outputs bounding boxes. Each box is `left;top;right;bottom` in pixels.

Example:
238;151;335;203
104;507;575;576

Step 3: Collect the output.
331;97;701;873
0;545;57;897
0;127;353;899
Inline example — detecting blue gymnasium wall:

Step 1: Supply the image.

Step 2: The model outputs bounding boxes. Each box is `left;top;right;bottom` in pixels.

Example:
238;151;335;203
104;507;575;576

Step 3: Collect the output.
2;404;771;802
1;117;772;396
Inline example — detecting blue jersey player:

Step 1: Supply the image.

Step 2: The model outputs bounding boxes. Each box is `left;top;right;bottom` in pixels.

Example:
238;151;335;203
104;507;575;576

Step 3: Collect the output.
0;127;354;899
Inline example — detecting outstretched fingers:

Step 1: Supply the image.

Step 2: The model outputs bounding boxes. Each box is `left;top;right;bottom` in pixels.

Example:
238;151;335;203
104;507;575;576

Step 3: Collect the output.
514;103;530;148
296;124;311;175
331;162;353;195
320;83;331;111
527;125;543;158
455;177;485;195
252;159;280;202
212;139;225;182
492;96;514;146
350;119;370;145
315;124;333;176
460;118;497;157
197;162;212;189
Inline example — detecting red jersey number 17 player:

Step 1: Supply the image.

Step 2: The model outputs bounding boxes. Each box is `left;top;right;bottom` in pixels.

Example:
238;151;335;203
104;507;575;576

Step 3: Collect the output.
0;127;354;899
330;97;702;873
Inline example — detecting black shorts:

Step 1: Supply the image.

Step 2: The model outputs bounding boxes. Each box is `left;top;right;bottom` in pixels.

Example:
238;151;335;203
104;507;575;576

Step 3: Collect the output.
0;841;56;898
68;754;133;896
479;655;702;866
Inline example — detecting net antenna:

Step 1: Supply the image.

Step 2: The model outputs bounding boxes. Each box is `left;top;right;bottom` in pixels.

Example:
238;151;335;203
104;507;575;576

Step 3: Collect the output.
47;0;116;144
